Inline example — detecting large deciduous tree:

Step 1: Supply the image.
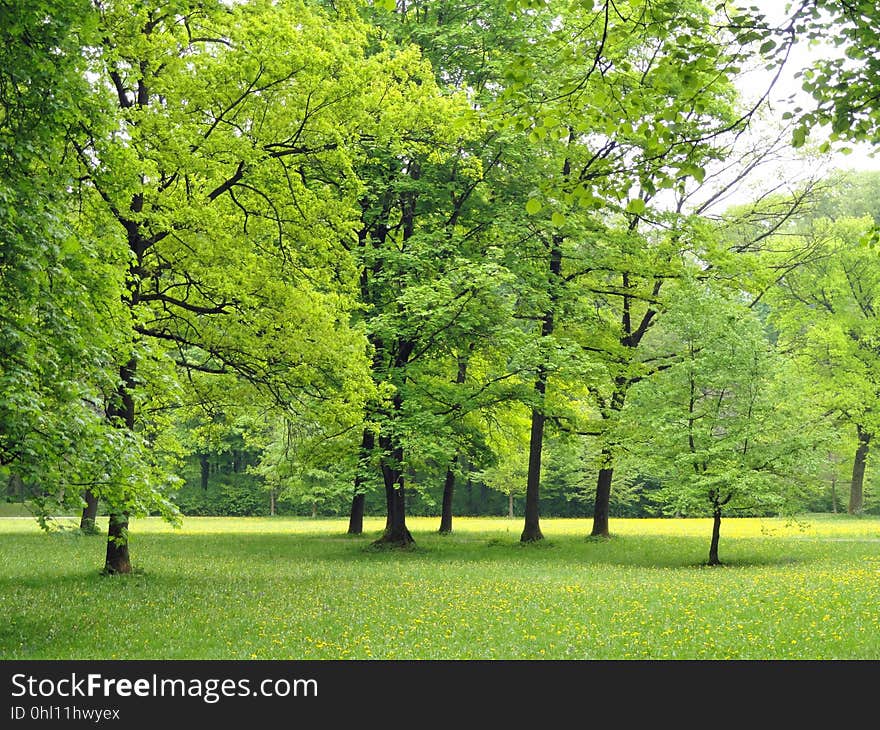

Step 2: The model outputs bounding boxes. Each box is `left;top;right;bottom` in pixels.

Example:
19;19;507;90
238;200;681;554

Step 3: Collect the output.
70;0;383;571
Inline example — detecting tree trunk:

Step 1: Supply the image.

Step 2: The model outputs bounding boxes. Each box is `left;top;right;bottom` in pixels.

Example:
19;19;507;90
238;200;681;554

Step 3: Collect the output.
199;454;210;491
348;492;365;535
311;502;317;519
849;425;870;515
439;465;455;534
348;429;374;535
438;355;468;534
104;513;131;575
708;507;723;566
270;488;276;517
521;404;546;542
375;480;413;546
375;433;414;547
384;478;394;532
80;490;99;532
590;448;614;537
7;472;23;500
521;224;564;542
831;474;838;514
508;492;514;519
103;358;136;572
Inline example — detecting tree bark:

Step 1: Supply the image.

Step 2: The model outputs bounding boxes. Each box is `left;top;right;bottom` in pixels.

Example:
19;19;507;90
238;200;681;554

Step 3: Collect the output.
708;507;723;566
439;466;455;534
849;425;870;515
199;454;210;491
104;512;131;575
348;492;365;535
80;490;99;532
270;488;276;517
374;431;413;546
508;492;514;519
348;429;374;535
521;402;546;542
521;238;563;543
439;354;468;534
103;357;136;574
590;447;614;537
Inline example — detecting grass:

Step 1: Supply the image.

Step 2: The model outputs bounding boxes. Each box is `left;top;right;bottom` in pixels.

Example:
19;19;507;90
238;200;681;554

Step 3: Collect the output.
1;514;879;659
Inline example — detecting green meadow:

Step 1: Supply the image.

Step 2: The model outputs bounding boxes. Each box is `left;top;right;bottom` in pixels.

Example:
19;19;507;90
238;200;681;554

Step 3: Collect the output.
1;515;879;660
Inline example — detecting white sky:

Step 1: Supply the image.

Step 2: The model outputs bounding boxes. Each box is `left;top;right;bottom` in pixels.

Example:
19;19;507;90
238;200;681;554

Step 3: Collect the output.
743;1;879;173
683;1;880;215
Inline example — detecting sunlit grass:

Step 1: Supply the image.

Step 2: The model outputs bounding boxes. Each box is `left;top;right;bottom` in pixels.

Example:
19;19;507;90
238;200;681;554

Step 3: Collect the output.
1;514;878;659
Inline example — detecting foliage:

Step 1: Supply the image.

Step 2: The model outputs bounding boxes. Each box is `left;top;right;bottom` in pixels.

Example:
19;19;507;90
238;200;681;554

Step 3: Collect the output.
624;283;829;519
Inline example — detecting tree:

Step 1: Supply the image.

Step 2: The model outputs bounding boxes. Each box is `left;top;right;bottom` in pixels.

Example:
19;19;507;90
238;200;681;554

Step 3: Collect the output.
0;0;182;537
68;0;382;571
624;283;826;564
348;0;537;545
504;0;776;541
476;404;531;520
770;215;880;514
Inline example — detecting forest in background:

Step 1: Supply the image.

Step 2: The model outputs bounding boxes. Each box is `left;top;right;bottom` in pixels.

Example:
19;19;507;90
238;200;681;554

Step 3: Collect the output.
4;0;880;572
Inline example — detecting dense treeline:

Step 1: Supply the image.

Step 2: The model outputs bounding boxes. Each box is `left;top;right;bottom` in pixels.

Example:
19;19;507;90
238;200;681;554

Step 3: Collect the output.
3;0;880;570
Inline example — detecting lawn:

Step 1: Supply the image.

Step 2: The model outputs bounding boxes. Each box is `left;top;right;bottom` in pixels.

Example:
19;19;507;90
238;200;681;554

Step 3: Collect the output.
1;514;879;659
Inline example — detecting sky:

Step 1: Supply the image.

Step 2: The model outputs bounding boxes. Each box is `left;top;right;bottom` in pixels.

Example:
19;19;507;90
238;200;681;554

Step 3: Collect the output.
685;1;880;215
744;1;880;173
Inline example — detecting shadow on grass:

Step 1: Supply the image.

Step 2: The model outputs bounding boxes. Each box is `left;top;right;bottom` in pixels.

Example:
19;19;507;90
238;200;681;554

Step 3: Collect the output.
0;528;822;576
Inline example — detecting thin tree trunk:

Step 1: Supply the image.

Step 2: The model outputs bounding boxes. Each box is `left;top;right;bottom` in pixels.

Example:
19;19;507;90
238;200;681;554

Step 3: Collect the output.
831;475;838;514
104;358;136;575
439;354;468;534
521;402;546;542
80;490;99;532
270;488;276;516
849;425;870;515
508;492;514;519
708;507;723;566
522;148;569;543
590;447;614;537
311;502;317;519
439;466;455;534
348;429;375;535
199;454;210;491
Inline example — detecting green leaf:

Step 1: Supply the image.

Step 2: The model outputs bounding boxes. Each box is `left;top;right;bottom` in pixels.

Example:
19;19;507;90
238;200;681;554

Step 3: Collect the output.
625;199;646;216
551;211;566;227
792;126;807;148
525;197;542;215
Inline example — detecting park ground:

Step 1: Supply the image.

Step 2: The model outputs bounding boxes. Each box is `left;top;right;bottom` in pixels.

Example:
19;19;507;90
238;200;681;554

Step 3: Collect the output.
1;513;879;659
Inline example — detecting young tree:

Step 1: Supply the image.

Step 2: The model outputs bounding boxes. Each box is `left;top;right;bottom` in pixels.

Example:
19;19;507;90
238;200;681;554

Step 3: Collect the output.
625;283;826;564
